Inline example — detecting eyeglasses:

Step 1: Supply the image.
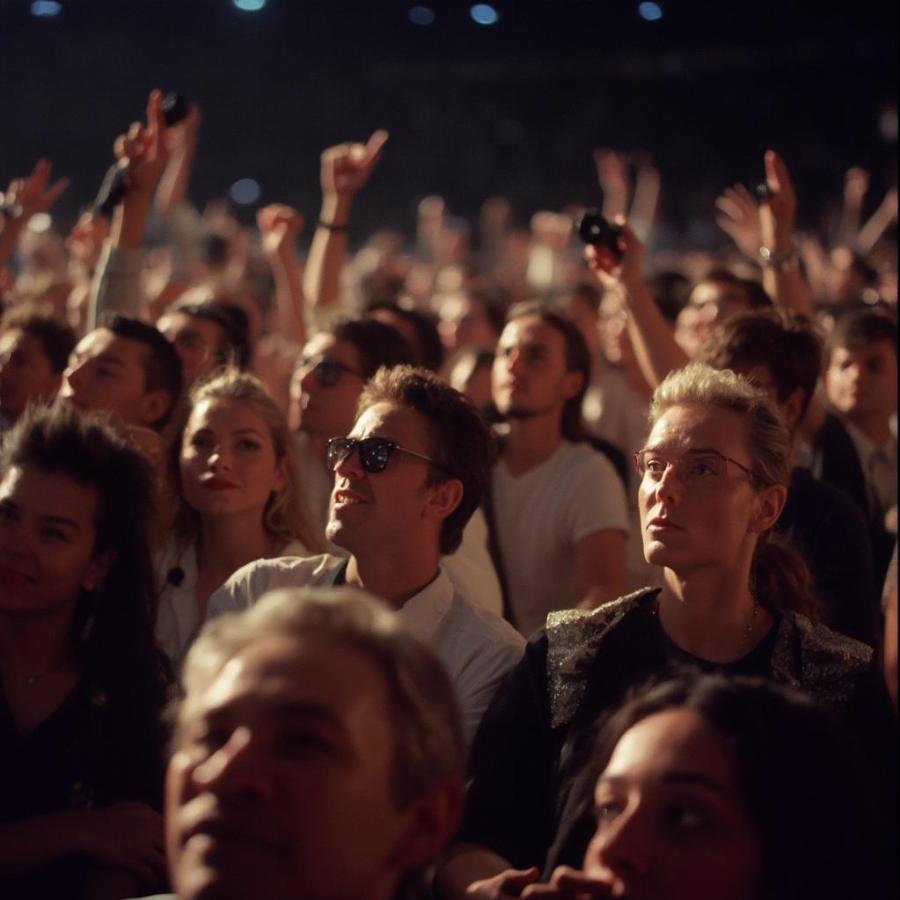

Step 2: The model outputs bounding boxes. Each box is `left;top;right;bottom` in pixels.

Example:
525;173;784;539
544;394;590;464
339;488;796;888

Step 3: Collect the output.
633;448;767;491
326;436;440;474
299;355;363;388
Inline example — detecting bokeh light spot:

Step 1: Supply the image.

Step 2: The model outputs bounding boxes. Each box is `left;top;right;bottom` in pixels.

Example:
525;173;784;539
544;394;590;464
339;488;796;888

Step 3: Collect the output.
638;2;663;21
229;178;261;205
470;4;499;26
408;6;436;26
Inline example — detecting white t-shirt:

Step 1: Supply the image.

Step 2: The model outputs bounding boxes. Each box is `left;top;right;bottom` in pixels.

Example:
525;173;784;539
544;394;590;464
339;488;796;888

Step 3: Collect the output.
206;554;524;743
294;432;504;616
154;537;309;675
492;440;629;637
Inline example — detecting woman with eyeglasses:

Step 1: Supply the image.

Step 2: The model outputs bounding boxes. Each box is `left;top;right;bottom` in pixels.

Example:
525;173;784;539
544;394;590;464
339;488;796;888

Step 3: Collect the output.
436;363;896;900
156;368;323;673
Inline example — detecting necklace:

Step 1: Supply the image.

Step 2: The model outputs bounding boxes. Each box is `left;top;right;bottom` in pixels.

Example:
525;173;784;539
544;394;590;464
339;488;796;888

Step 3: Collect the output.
655;596;760;647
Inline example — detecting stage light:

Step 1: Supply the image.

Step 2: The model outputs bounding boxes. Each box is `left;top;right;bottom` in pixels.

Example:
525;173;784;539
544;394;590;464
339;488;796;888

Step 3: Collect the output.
638;2;663;21
233;0;266;11
28;213;52;233
470;4;499;26
30;1;62;17
409;5;436;26
230;178;261;205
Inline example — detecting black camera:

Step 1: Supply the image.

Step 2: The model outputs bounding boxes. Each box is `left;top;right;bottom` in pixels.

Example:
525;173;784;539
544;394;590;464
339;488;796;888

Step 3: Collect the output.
575;209;623;259
93;92;191;217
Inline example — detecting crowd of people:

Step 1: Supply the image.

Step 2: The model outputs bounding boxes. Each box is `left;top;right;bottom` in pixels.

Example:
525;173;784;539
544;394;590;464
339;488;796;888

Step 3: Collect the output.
0;88;897;900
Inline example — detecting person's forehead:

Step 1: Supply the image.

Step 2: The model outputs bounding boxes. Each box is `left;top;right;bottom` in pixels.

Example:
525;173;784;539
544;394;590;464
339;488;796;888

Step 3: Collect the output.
304;333;362;371
600;708;737;793
352;401;432;447
690;281;749;308
188;397;269;435
647;403;750;456
832;338;897;363
194;634;392;737
1;464;98;530
77;328;147;366
160;312;222;341
499;316;564;350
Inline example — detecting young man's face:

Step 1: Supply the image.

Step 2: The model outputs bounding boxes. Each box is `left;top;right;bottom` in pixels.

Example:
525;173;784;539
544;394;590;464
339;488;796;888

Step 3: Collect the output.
166;633;424;900
491;315;582;425
157;312;226;386
326;401;446;555
825;339;898;424
291;333;365;440
59;327;167;428
0;328;61;423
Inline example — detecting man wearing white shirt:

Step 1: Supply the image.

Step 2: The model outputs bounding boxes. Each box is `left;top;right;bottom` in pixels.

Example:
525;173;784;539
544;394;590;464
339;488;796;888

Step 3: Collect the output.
208;365;524;742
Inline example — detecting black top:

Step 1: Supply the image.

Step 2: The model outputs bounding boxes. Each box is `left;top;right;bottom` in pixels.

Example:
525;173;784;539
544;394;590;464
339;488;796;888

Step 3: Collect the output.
0;671;168;898
778;466;880;645
460;589;896;877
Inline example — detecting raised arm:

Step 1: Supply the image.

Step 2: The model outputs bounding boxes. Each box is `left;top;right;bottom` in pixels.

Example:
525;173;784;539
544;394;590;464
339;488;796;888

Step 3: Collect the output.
154;102;201;216
302;129;388;310
0;159;69;268
587;220;688;389
757;150;814;319
257;203;307;345
89;89;169;328
856;186;898;256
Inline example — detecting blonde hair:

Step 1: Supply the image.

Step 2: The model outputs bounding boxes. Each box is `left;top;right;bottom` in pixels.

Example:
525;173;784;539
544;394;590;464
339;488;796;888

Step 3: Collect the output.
649;362;791;489
177;368;323;552
176;586;465;807
649;363;817;616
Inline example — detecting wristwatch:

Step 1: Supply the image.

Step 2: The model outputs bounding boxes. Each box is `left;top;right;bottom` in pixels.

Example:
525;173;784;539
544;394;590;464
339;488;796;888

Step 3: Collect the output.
758;245;799;272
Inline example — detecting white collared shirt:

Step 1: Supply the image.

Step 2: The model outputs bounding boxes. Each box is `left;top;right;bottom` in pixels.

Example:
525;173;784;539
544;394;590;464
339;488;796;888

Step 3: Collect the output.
206;554;525;743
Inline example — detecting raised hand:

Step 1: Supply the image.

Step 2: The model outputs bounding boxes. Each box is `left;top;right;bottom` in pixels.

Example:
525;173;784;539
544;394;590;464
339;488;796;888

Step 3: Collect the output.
715;182;762;258
112;89;170;199
1;159;69;223
257;203;304;257
320;129;389;200
521;865;618;898
760;149;797;249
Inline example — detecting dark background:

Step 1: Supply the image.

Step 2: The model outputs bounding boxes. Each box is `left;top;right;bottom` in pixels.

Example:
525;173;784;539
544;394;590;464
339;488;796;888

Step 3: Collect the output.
2;0;897;248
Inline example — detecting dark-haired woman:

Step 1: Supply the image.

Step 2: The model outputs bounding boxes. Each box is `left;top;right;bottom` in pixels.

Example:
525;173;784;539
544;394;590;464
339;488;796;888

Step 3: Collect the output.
436;363;896;899
0;405;172;899
533;673;893;900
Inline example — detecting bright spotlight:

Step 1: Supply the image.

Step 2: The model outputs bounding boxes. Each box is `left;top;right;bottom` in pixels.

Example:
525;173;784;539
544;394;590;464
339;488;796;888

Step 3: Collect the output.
408;5;436;25
638;1;663;21
229;178;261;205
233;0;266;11
31;1;62;16
470;4;499;26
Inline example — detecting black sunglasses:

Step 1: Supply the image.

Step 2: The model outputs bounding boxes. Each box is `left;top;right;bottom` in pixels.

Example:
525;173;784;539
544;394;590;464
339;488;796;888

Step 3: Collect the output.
326;436;440;474
300;355;363;388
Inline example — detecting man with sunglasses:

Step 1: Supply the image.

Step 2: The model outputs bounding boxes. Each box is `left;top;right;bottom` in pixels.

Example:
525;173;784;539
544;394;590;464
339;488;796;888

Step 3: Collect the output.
289;315;505;617
208;365;525;743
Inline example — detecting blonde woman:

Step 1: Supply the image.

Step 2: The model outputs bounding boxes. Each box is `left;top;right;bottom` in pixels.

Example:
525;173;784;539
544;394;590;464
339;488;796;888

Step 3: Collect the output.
156;369;322;671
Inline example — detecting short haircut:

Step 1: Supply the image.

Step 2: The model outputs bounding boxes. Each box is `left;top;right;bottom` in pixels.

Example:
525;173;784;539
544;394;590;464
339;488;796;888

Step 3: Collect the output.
358;365;496;554
592;673;889;900
1;305;77;372
168;298;252;370
697;269;772;310
650;364;816;616
365;301;446;373
177;586;465;808
826;309;898;366
701;310;822;419
505;301;591;442
330;317;415;379
102;313;184;430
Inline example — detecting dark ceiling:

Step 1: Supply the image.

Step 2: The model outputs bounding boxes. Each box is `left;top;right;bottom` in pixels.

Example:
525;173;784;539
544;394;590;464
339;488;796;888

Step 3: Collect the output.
2;0;897;246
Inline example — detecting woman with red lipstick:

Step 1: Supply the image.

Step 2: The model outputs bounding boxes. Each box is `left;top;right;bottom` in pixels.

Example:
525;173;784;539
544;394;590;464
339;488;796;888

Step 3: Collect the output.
156;368;322;672
437;363;896;900
0;404;172;898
